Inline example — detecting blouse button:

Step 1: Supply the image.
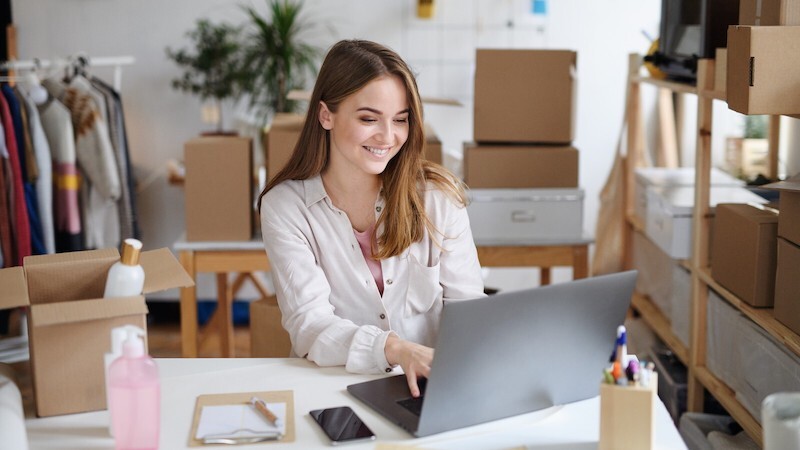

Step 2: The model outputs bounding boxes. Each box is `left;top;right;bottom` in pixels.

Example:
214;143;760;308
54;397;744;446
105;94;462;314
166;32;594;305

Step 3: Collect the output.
386;279;393;285
380;313;386;320
385;368;392;373
376;206;382;212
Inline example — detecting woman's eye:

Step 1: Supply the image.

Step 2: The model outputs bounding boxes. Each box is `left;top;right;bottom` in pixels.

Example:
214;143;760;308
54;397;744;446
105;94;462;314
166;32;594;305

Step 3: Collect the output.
360;117;377;123
395;117;409;124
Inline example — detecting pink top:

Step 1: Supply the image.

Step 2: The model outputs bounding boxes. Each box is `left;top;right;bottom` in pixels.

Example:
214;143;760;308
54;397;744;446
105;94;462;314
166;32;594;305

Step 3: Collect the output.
353;225;384;296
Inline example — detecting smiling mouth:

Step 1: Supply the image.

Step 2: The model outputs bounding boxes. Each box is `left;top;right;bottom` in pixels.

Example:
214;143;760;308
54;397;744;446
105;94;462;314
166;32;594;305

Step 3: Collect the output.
364;146;390;156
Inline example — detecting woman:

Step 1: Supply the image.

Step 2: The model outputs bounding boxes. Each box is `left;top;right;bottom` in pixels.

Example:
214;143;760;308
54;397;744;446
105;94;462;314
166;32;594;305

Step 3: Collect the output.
258;39;484;397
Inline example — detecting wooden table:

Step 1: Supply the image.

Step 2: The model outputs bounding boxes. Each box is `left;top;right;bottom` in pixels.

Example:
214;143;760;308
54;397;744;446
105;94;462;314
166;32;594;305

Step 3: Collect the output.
175;235;592;358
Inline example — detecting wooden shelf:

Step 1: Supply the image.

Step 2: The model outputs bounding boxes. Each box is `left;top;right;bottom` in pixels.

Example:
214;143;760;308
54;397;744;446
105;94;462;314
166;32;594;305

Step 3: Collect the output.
630;74;698;95
626;214;645;233
696;267;800;358
694;366;762;444
630;292;689;365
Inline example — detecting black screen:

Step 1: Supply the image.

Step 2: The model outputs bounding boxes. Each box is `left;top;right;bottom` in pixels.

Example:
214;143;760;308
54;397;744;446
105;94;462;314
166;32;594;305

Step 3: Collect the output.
309;406;375;443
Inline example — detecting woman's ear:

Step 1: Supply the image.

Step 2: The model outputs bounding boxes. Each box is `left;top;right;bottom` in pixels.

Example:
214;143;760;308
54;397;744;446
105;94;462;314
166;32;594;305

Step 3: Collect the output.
319;101;333;130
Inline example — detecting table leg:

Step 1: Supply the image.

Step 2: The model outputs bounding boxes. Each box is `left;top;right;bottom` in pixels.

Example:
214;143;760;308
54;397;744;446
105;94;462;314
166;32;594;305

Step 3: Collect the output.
217;273;235;357
179;250;198;358
573;245;589;279
540;267;551;285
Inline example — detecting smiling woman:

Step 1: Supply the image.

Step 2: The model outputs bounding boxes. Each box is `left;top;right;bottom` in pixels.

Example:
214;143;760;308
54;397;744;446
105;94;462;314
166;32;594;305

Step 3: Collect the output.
256;39;486;399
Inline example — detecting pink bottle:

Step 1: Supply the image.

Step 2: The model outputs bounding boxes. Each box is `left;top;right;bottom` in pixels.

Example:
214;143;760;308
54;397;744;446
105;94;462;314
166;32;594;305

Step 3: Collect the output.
108;329;160;449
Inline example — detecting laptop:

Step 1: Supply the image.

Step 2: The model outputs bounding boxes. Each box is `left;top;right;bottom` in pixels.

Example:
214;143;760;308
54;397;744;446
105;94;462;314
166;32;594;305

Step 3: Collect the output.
347;270;637;437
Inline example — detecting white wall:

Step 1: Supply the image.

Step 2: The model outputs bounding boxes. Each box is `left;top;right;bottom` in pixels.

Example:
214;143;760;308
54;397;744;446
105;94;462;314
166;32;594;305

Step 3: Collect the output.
11;0;662;296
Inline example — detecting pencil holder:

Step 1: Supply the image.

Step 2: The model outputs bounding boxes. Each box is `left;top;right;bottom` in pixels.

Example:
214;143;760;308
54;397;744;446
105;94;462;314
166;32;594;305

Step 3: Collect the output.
599;373;658;450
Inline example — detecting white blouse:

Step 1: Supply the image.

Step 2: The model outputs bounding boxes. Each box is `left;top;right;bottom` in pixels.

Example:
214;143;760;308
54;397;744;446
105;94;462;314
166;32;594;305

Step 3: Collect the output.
260;175;485;374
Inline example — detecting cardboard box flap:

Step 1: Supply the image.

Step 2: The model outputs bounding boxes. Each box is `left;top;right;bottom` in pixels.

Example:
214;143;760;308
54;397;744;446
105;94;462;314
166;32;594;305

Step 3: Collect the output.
763;176;800;193
25;249;119;305
270;113;305;131
140;248;194;293
30;297;147;327
0;266;29;309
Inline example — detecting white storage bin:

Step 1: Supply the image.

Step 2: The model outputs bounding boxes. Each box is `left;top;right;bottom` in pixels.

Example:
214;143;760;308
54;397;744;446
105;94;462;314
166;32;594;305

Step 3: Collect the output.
706;289;742;391
632;230;675;318
466;188;583;243
670;264;692;348
634;167;743;224
645;185;766;259
734;317;800;423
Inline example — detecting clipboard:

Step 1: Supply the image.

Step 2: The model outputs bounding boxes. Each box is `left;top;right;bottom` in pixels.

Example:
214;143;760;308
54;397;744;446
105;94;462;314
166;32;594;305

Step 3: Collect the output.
188;391;295;446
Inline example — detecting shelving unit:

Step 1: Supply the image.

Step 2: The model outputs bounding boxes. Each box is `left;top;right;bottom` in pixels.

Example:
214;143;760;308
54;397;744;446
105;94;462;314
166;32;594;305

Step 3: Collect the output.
622;53;797;447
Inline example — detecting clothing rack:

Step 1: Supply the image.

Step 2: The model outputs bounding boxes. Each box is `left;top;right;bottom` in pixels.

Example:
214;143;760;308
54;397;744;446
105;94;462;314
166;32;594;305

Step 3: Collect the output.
0;55;135;91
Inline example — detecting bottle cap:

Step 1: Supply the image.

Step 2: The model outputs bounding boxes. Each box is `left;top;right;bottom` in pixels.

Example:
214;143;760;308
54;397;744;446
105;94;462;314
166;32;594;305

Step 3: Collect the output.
120;239;143;266
122;327;146;358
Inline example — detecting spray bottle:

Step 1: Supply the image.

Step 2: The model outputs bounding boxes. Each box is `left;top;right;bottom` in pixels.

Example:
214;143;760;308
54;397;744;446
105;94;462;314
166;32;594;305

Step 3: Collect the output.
108;328;160;449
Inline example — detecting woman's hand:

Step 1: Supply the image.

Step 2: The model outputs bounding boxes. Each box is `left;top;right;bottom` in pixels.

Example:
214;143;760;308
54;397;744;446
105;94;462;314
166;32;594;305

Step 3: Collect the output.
384;333;434;397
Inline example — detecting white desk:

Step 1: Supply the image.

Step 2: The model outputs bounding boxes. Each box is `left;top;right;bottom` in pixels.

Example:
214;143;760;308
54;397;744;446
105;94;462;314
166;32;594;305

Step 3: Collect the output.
26;358;687;449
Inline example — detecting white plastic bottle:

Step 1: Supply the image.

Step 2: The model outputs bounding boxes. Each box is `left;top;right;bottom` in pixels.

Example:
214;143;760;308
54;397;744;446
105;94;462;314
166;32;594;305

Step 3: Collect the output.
108;329;160;450
104;239;145;298
105;326;142;436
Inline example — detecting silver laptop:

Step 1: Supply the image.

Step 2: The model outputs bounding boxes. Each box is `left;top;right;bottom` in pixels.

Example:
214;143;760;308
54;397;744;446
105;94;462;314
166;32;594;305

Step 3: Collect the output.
347;270;637;437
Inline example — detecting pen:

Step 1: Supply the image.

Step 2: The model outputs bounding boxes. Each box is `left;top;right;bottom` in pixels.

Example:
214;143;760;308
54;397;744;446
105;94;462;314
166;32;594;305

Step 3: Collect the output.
250;396;280;427
615;325;627;367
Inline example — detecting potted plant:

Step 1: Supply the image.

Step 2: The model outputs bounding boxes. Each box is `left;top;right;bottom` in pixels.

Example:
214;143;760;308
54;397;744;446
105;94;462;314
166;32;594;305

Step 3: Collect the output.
166;19;248;134
238;0;320;126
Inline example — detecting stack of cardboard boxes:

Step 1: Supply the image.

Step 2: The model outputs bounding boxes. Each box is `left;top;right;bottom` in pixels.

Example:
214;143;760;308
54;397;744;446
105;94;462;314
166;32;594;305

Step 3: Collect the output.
464;49;584;242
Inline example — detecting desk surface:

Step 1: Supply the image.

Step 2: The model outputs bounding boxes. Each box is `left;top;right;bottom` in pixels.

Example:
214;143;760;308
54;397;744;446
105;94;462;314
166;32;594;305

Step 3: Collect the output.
26;358;687;449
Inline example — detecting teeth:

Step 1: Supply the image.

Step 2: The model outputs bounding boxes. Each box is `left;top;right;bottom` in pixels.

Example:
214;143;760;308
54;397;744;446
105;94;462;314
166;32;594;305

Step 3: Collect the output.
365;146;389;156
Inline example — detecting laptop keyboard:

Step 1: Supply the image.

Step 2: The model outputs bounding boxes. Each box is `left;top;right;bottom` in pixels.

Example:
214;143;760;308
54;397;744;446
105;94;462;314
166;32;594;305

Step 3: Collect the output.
396;378;427;416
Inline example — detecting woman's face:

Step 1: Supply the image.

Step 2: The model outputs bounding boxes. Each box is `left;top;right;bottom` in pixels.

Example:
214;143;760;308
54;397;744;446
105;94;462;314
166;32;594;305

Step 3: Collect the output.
320;74;410;179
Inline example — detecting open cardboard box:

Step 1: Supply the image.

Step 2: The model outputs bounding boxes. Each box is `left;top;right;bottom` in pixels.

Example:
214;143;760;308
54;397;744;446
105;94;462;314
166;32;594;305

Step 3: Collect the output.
0;247;194;417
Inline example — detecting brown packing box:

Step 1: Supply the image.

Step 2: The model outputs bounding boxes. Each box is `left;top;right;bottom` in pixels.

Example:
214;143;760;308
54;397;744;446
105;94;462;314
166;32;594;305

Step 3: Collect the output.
764;176;800;245
264;113;304;180
463;143;579;188
250;296;292;357
775;237;800;335
710;203;778;307
474;49;576;144
0;248;194;417
185;136;254;241
423;123;443;165
726;25;800;115
740;0;800;25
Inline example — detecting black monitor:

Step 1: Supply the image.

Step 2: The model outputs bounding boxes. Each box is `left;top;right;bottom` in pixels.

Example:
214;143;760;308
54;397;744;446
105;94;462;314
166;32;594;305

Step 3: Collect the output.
652;0;740;81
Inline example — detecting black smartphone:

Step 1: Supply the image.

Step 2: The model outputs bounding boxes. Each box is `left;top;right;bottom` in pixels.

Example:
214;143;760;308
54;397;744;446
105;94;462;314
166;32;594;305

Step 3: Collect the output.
309;406;376;445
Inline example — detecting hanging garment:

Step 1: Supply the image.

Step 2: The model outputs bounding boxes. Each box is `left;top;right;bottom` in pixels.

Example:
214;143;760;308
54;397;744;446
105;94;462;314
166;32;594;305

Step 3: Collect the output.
90;77;138;240
37;94;82;252
2;85;46;256
43;77;120;249
0;121;13;267
18;85;55;254
0;92;31;265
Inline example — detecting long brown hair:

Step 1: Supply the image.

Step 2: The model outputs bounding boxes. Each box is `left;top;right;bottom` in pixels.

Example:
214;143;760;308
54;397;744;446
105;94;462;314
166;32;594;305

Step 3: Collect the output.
257;39;466;259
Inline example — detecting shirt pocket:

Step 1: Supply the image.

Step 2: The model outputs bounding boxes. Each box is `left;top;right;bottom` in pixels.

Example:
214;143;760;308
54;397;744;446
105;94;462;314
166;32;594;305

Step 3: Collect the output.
405;254;443;318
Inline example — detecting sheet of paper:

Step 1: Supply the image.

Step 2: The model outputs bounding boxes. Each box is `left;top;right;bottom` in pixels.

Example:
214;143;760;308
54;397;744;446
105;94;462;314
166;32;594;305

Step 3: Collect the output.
195;402;286;440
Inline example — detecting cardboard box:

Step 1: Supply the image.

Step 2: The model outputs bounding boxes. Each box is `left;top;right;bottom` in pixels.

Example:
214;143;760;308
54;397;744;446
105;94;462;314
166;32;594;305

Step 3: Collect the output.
250;296;292;357
463;143;579;188
264;113;304;180
765;176;800;245
711;203;778;307
474;49;576;144
185;136;254;242
775;237;800;335
423;123;442;165
466;188;583;242
740;0;800;25
727;25;800;115
599;373;658;450
0;248;194;416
